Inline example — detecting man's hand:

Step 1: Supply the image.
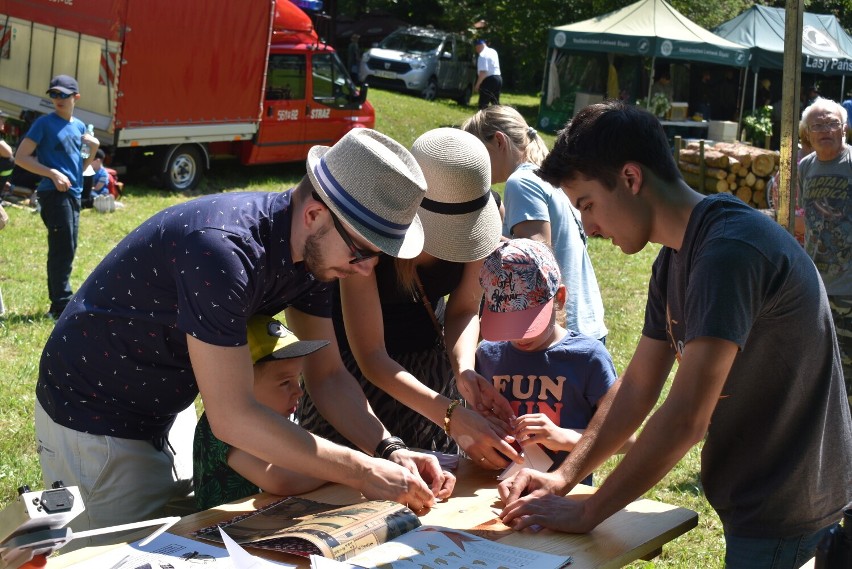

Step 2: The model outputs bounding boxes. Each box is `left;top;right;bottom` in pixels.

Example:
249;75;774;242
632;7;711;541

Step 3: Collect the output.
456;369;515;422
499;493;600;533
497;468;566;504
388;448;456;501
358;455;438;510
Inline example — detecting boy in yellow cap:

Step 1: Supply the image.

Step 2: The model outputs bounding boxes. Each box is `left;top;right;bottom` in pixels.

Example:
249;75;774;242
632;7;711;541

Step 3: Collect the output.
193;315;330;509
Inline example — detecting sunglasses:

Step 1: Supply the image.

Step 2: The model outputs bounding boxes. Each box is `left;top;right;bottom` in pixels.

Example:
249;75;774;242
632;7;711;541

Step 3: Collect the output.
48;91;73;100
312;191;382;265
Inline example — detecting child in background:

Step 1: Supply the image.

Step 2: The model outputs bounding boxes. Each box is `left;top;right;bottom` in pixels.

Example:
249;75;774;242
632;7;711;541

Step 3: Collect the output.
90;149;109;197
475;239;633;483
90;149;119;213
193;315;330;510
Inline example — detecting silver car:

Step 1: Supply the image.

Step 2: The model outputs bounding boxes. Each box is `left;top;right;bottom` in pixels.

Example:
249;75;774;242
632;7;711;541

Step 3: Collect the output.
359;26;476;104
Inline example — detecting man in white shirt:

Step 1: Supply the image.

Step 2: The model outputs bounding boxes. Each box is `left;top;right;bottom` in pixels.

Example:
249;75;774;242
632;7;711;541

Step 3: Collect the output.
474;39;502;110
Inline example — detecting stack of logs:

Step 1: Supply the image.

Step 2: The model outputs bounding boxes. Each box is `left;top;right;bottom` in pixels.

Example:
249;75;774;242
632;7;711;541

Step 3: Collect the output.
676;140;779;209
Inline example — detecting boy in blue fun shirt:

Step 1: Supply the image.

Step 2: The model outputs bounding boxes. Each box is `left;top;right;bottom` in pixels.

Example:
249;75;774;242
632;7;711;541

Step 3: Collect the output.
476;239;632;481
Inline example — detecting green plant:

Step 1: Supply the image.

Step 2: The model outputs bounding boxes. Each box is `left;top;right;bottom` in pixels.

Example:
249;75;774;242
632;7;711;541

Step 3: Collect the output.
742;105;773;144
637;92;672;118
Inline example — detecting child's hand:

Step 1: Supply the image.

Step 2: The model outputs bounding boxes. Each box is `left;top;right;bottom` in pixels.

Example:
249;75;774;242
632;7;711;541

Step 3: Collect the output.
513;413;582;452
82;132;100;150
49;169;72;192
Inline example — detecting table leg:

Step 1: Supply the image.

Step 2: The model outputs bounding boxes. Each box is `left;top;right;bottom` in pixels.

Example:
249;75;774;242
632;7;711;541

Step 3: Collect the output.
641;547;663;560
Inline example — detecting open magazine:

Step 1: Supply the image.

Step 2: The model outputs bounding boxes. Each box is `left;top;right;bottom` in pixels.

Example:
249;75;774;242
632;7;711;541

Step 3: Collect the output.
193;497;420;562
194;496;572;569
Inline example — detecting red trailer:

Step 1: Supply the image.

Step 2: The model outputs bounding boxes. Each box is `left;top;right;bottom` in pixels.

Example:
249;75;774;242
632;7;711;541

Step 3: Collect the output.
0;0;374;190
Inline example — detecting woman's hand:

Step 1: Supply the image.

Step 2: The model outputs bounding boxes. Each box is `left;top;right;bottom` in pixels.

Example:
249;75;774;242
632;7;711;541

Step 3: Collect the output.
456;369;515;423
451;405;523;469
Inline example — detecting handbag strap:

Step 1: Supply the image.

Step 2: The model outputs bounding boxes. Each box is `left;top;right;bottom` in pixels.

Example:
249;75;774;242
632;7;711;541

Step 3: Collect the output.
413;270;444;340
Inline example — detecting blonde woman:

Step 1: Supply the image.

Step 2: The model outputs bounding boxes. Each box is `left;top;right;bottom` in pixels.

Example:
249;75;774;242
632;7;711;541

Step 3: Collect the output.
299;128;523;469
463;105;607;342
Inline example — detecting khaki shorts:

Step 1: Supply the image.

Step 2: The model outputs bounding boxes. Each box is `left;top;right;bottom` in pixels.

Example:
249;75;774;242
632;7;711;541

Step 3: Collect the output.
35;401;194;552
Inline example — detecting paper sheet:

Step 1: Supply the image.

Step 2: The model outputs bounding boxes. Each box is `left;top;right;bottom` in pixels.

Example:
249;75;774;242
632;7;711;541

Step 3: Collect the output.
220;527;295;568
62;531;294;568
309;555;354;568
497;443;554;481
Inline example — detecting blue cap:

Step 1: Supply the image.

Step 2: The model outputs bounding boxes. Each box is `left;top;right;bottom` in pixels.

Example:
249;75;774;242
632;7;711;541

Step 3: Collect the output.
47;75;79;95
475;39;486;45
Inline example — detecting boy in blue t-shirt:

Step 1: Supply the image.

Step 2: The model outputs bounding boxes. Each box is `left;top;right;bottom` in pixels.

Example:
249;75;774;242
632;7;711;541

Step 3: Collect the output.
193;315;330;510
14;74;99;318
476;239;633;481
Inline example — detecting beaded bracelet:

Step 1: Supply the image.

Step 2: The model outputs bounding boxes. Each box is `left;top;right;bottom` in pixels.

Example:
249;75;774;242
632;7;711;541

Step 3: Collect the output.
443;399;463;436
375;436;408;460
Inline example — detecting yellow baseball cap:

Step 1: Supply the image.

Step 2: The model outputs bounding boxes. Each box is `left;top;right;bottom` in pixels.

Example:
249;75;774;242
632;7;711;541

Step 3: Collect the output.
246;315;329;364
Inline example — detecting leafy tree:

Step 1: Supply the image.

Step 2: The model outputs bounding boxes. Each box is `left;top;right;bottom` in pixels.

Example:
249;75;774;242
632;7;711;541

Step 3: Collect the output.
433;0;757;91
336;0;445;26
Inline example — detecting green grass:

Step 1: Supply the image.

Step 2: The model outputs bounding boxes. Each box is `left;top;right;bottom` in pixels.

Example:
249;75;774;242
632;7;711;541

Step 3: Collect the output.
0;88;721;567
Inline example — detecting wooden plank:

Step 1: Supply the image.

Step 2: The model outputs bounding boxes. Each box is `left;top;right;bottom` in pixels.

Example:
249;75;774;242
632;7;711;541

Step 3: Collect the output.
48;460;698;569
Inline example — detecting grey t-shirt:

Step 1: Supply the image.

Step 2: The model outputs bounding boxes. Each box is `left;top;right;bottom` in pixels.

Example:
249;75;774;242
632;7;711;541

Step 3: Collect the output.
797;145;852;296
644;194;852;538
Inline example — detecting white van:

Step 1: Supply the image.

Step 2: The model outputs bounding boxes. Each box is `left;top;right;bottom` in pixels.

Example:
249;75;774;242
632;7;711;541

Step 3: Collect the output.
359;26;476;104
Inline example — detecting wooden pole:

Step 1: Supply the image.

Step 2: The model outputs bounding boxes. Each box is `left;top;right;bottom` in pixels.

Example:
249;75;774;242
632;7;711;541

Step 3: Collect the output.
778;0;804;236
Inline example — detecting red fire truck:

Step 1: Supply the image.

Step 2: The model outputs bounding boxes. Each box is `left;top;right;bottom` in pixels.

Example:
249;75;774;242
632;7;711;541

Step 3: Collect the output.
0;0;375;190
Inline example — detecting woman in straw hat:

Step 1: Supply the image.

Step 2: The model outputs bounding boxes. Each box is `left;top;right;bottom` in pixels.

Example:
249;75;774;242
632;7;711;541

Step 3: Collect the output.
462;105;608;343
299;128;525;468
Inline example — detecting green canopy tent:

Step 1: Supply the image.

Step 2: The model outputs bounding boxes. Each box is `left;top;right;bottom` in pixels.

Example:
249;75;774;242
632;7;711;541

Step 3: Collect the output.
713;5;852;110
537;0;749;132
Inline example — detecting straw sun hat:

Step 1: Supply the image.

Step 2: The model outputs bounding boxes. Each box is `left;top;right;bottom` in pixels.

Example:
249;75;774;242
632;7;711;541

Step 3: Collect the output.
411;128;502;263
307;128;427;259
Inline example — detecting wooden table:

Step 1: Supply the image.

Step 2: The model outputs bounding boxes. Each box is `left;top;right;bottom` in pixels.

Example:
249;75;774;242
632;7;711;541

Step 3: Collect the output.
49;460;697;568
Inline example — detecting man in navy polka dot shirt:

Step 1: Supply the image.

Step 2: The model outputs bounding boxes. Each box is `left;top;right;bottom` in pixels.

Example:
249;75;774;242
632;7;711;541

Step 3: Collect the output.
34;129;455;545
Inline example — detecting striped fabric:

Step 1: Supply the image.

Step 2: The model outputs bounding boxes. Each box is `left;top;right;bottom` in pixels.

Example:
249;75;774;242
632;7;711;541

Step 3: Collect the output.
297;344;460;454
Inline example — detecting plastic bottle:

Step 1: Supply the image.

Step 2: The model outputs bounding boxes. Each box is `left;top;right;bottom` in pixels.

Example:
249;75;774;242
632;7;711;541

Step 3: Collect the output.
80;123;94;159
